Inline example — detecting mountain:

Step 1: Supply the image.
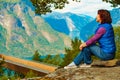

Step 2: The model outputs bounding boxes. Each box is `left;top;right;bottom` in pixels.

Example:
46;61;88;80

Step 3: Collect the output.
42;8;120;41
42;12;94;39
110;8;120;26
80;19;98;41
80;8;120;41
0;0;71;58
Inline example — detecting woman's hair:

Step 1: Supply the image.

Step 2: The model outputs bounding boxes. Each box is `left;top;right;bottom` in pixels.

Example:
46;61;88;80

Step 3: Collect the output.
98;9;112;24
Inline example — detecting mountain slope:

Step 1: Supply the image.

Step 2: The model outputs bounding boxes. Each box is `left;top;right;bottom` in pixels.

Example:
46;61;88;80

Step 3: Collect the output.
0;0;71;58
80;8;120;41
42;8;120;41
42;12;94;39
110;8;120;26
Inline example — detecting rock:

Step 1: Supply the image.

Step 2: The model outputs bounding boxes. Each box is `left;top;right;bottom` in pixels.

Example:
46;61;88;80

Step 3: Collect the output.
38;60;120;80
39;67;120;80
92;59;120;67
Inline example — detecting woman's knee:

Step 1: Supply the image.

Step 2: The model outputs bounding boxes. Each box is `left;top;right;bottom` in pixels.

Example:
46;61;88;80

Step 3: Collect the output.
83;47;90;52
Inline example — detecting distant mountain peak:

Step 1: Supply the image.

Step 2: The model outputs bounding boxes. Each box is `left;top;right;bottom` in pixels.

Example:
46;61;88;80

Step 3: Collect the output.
42;12;94;39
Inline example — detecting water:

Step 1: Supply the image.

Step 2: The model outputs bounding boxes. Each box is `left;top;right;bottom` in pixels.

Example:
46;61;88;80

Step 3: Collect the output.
23;54;65;61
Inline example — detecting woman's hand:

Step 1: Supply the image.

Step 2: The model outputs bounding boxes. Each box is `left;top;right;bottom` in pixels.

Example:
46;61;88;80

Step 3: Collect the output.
79;43;87;50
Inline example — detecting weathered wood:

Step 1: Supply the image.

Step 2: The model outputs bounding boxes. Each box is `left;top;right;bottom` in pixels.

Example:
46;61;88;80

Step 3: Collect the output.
2;62;47;76
0;54;58;76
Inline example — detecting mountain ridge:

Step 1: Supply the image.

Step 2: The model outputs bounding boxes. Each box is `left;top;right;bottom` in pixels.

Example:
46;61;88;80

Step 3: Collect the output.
0;0;71;58
42;8;120;41
80;8;120;41
42;12;94;39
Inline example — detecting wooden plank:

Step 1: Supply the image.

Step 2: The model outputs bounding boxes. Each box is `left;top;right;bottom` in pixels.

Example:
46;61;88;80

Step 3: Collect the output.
0;54;58;75
2;62;47;76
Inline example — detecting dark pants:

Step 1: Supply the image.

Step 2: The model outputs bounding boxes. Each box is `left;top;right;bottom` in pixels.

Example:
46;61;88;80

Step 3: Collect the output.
74;45;115;66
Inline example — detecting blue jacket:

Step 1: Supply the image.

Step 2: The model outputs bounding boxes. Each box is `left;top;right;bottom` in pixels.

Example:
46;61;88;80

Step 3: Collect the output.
96;23;116;54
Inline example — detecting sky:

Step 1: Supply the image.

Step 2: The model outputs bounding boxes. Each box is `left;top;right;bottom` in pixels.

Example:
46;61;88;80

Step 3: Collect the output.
54;0;114;18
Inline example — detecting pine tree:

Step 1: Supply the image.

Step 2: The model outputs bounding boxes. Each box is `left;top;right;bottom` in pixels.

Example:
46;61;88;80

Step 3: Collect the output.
60;38;81;67
32;50;41;61
43;54;52;63
51;54;63;66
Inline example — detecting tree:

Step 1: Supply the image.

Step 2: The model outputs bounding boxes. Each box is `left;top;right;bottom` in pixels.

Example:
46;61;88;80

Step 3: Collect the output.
60;38;81;67
102;0;120;7
0;58;5;76
0;76;8;80
30;0;69;15
30;0;81;15
114;26;120;58
30;0;119;15
43;54;52;63
32;50;41;61
25;70;37;78
50;54;63;66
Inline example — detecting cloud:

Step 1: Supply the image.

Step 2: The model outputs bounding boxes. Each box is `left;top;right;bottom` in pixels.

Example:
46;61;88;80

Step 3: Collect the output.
54;0;114;17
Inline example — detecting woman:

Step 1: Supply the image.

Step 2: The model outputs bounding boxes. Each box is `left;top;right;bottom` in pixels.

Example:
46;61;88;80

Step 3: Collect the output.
64;9;116;69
